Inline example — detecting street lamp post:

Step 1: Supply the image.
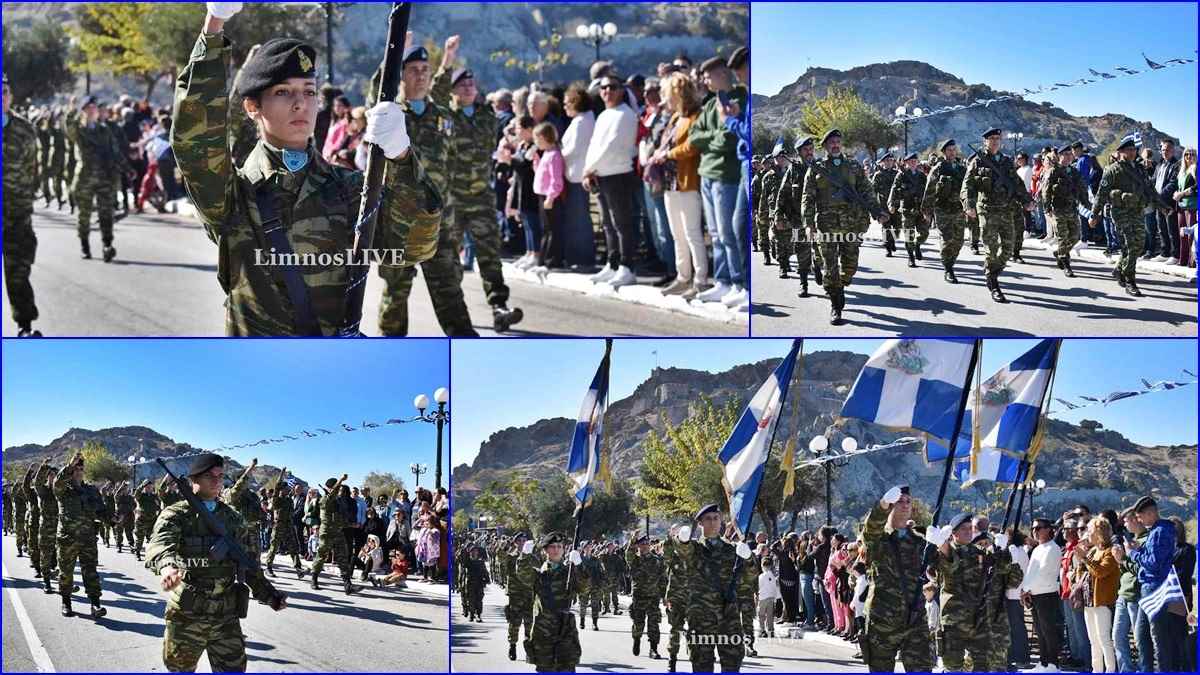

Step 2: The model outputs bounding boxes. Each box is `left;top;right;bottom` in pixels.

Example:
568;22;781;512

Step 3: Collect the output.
894;105;923;156
575;22;618;63
414;387;450;491
1006;131;1025;156
809;435;856;526
409;462;428;488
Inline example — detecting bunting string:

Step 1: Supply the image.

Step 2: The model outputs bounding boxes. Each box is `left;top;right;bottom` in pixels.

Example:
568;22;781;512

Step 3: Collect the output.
1048;370;1196;415
206;414;440;453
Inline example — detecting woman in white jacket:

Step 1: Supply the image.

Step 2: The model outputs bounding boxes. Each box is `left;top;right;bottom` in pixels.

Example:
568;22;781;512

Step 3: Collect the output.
559;85;597;269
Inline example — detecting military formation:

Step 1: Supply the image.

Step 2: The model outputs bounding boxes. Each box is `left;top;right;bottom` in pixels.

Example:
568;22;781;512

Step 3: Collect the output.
751;127;1175;321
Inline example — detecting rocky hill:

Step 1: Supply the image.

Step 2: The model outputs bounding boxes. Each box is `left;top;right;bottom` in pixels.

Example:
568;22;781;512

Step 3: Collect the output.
453;351;1198;534
753;60;1180;158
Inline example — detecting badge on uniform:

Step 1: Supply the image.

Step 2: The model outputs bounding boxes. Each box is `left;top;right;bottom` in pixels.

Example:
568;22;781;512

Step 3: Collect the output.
442;118;453;136
298;51;313;74
832;158;842;167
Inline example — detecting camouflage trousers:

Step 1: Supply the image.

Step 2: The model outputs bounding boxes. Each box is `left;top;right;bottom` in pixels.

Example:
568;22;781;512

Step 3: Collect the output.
984;610;1011;671
57;531;102;601
26;513;41;570
99;521;111;546
265;520;301;569
14;510;27;551
862;617;934;672
665;596;688;657
378;224;474;337
134;517;156;552
979;207;1020;274
464;580;485;617
3;210;38;326
755;218;771;254
42;165;64;202
451;198;510;308
935;210;969;267
940;623;993;672
39;515;58;578
687;601;744;672
900;210;930;246
580;586;602;622
816;235;862;292
530;608;581;672
739;598;757;650
73;172;116;245
241;522;261;559
115;515;134;548
1114;212;1146;280
506;599;533;647
1049;209;1080;261
310;525;351;579
163;608;247;672
629;593;662;644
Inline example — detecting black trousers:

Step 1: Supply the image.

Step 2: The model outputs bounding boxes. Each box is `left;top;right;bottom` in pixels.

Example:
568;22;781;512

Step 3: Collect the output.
1030;592;1064;666
596;172;638;269
780;578;800;622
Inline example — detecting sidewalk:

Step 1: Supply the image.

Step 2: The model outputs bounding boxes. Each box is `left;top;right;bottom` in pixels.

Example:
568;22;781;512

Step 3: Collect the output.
1023;234;1198;282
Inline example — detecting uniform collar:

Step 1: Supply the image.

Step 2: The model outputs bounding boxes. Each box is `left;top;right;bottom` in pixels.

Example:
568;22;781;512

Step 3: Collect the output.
242;140;327;195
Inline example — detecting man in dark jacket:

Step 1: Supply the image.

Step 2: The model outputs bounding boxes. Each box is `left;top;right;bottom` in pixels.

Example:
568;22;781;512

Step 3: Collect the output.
1151;139;1181;261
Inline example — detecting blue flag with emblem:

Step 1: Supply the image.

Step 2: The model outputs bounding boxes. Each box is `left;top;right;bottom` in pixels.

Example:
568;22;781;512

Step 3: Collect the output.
566;340;613;507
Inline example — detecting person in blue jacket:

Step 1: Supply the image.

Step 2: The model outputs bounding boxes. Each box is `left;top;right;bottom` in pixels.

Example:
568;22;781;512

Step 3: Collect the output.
1126;496;1189;671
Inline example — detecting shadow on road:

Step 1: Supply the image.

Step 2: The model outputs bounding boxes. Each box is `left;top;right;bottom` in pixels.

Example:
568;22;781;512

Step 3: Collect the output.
109;259;218;273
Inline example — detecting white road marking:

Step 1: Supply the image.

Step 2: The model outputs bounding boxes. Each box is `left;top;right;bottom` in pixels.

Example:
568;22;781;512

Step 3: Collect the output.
2;561;57;673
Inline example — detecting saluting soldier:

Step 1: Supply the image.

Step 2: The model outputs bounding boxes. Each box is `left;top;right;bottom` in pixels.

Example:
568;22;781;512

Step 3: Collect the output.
264;467;304;578
23;464;43;577
3;74;43;337
133;478;160;561
504;532;538;662
65;95;130;263
516;532;585;673
933;513;993;672
54;451;108;618
307;473;359;594
35;461;61;592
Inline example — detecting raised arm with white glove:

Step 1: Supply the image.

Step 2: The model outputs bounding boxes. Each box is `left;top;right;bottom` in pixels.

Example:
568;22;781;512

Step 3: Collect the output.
924;524;951;547
363;102;411;160
521;540;534;556
206;2;243;19
568;550;582;565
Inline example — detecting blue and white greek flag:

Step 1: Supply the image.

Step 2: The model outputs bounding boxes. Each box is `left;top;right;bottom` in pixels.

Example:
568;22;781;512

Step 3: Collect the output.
718;339;802;535
841;339;975;442
566;343;612;507
1141;566;1187;621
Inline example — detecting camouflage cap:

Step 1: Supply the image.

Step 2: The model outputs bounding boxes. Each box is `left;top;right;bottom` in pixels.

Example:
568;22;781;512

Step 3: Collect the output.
187;453;224;478
820;128;842;146
939;139;956;152
236;38;318;98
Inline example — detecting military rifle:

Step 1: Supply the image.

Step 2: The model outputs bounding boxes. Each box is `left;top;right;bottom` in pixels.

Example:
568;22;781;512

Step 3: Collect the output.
155;459;264;577
967;143;1025;203
807;158;888;222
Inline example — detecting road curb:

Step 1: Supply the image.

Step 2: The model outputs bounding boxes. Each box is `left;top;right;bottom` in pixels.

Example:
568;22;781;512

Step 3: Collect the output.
1022;236;1198;282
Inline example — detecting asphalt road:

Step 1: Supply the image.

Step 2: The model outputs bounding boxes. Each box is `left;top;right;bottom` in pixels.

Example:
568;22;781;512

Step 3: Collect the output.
2;204;740;337
2;532;449;672
750;225;1197;337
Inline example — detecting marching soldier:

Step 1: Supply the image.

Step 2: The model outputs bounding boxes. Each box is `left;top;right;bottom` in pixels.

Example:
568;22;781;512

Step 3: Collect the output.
888;152;928;267
3;74;43;337
462;544;490;622
146;452;286;672
115;480;136;552
755;146;786;273
1089;134;1172;296
922;139;969;283
503;533;537;661
36;110;53;208
264;467;304;578
54;451;107;618
577;543;603;631
802;129;886;324
308;473;358;594
516;532;584;673
221;457;262;558
871;152;900;256
933;513;992;672
99;483;116;547
48;109;68;209
23;464;43;577
133;478;160;560
435;35;524;332
65;95;130;263
12;477;29;556
750;157;768;258
973;522;1023;671
172;3;440;336
774;135;820;297
1041;144;1090;278
2;485;12;536
36;461;61;592
961;128;1034;303
662;525;691;672
624;533;666;659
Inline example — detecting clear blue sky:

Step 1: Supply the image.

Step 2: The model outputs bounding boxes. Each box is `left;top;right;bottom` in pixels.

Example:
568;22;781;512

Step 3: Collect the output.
2;339;451;489
751;1;1199;146
452;338;1198;465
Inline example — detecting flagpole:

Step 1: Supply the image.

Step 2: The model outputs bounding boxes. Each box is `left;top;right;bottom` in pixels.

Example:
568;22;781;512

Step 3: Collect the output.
566;338;612;610
932;338;982;527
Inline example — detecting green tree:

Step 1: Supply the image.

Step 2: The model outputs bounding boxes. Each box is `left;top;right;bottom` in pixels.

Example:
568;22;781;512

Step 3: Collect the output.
2;19;75;104
452;508;471;534
361;471;406;498
637;396;740;522
80;441;130;484
69;4;163;100
800;86;899;159
473;472;539;534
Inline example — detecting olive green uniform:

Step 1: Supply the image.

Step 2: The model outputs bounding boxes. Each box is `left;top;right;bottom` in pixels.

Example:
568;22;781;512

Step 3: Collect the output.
3;111;41;329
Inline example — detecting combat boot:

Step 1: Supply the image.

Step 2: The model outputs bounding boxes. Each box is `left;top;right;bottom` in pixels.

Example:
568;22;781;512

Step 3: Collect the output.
798;271;809;298
508;644;517;661
311;573;320;590
34;568;41;578
135;546;142;561
492;305;524;333
988;271;1008;303
80;237;92;260
746;644;758;657
905;243;917;268
69;197;75;215
943;262;958;284
1063;258;1076;278
103;245;116;263
762;246;773;266
295;565;305;580
116;543;122;553
633;637;640;656
649;644;661;659
61;597;74;617
43;195;51;209
343;578;359;595
971;241;981;255
1126;273;1143;297
580;614;586;629
829;292;843;325
16;545;23;557
1112;267;1126;288
778;263;789;279
915;245;924;260
58;199;65;211
90;601;106;618
593;618;599;631
43;576;54;594
266;563;275;578
17;323;43;337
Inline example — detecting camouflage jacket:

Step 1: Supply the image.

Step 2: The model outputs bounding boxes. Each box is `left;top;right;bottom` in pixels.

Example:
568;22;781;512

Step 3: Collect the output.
318;489;346;533
982;543;1023;626
504;547;540;603
23;471;40;522
861;504;936;628
775;159;810;227
935;540;993;632
53;474;100;536
663;538;689;601
922;158;966;213
270;493;294;524
670;536;746;612
755;166;783;223
1041;163;1090;213
36;478;58;524
888;168;926;213
12;484;28;517
64;111;128;179
3;113;40;214
961;150;1031;212
135;491;160;523
750;168;763;217
1091;158;1168;221
49;124;66;168
145;500;279;617
464;557;490;586
802;154;878;233
171;31;441;336
578;554;604;587
517;555;583;616
870;167;897;208
625;544;666;598
432;67;496;206
116;492;136;520
157;481;182;509
221;467;262;524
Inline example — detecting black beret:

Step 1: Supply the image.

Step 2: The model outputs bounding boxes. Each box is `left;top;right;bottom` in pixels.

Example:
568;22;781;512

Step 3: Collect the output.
1071;141;1085;150
451;68;474;88
1133;496;1157;512
699;56;725;73
896;484;910;495
904;152;918;162
1117;136;1137;152
187;453;224;478
403;45;428;66
80;96;98;110
794;136;814;151
727;46;749;70
982;128;1002;139
541;532;565;548
879;151;894;161
821;128;842;145
1058;144;1074;154
325;477;338;489
971;531;991;545
949;513;972;532
634;534;649;545
695;503;720;521
940;139;957;152
236;38;318;98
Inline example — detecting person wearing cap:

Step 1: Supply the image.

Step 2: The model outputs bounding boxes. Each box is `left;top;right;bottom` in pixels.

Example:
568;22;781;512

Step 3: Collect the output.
21;464;45;581
132;476;161;561
52;450;106;617
691;56;749;308
514;531;584;672
802;128;886;324
870;152;900;257
171;3;441;336
624;531;666;659
306;472;360;594
775;135;822;297
502;531;537;661
921;138;970;283
663;503;756;672
576;541;604;632
11;471;29;558
1020;518;1064;671
462;542;491;622
367;35;476;337
264;467;304;580
971;518;1024;671
63;92;131;264
3;73;44;337
750;155;768;259
858;485;937;672
961;127;1035;303
220;457;263;567
755;144;788;270
1125;496;1189;670
661;524;691;670
1089;136;1173;297
431;35;524;332
887;152;929;267
1040;144;1090;278
145;452;286;671
931;512;995;671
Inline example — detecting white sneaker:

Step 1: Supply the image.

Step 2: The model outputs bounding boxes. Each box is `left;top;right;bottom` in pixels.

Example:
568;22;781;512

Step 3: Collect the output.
608;266;638;288
696;282;731;303
1042;665;1059;673
1166;257;1179;265
514;255;533;270
721;286;747;307
1153;255;1169;263
734;298;750;312
589;266;616;283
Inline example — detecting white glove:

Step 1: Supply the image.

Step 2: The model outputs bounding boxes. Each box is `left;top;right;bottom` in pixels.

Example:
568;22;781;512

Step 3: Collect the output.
206;2;243;19
568;550;582;565
363;102;411;160
994;533;1009;549
521;540;534;555
881;486;903;508
925;525;950;547
676;525;692;543
735;542;752;560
